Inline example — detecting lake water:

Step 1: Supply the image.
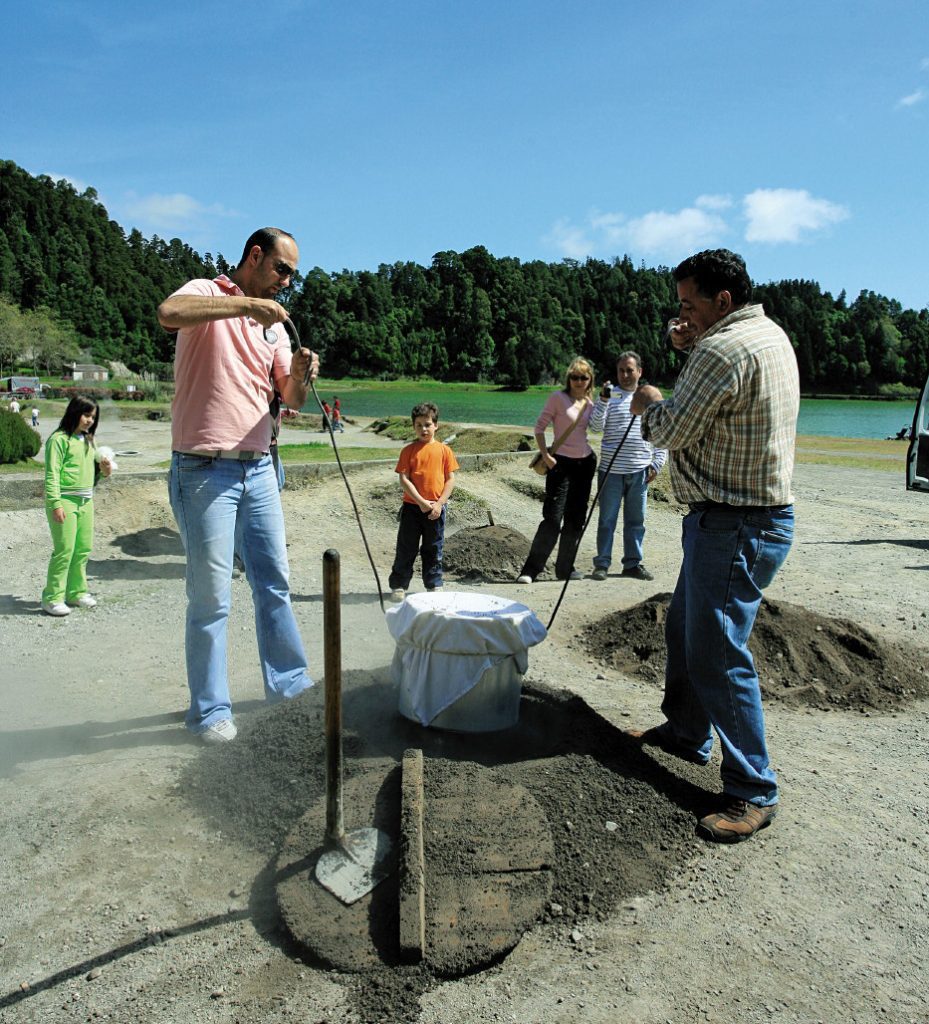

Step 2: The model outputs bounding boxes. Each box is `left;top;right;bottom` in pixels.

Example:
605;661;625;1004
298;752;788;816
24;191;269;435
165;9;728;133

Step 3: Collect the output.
310;385;916;440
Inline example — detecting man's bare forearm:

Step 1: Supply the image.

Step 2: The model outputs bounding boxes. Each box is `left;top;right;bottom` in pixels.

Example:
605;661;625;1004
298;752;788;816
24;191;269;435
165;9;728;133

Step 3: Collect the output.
280;375;309;410
157;294;288;330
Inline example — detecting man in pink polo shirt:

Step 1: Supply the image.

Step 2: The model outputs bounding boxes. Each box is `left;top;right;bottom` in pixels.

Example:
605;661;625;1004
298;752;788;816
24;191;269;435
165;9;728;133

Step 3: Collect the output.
158;227;319;743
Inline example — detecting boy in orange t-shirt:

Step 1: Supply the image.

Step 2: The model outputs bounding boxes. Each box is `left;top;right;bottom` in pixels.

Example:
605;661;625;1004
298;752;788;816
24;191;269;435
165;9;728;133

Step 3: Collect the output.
388;402;459;602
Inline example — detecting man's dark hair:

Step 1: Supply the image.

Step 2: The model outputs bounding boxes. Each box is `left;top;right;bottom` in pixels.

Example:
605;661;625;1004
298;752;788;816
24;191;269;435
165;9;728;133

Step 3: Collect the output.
673;249;753;306
411;402;439;425
237;227;295;267
617;350;642;370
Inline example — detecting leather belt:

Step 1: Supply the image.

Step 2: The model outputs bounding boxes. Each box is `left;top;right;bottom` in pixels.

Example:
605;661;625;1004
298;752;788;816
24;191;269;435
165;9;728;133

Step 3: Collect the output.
175;450;267;461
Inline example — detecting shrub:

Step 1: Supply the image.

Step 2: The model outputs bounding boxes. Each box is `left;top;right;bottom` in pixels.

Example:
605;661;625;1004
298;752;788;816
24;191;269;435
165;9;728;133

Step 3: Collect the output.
0;409;41;464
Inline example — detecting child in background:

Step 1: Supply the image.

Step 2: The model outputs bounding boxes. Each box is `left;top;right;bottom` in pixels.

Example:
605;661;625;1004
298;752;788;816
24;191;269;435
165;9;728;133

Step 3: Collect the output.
41;395;112;616
331;405;344;432
388;402;458;602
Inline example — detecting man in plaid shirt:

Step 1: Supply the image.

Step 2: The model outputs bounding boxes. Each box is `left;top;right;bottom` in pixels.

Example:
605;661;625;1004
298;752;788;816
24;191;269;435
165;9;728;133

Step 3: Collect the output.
629;249;800;844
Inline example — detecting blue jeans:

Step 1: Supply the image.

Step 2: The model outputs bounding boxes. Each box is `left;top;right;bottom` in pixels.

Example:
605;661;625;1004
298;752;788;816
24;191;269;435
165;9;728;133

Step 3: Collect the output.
520;453;596;579
659;503;794;806
389;503;446;590
593;469;648;570
169;453;312;733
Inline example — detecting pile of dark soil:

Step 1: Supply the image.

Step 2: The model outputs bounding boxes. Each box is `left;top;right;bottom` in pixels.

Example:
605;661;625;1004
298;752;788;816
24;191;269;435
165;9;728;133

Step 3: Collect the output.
183;677;708;1022
585;594;929;712
443;524;530;581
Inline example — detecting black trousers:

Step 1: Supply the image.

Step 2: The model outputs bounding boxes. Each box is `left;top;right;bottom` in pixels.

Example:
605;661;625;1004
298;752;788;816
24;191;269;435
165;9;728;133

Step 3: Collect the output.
520;452;596;579
389;503;446;590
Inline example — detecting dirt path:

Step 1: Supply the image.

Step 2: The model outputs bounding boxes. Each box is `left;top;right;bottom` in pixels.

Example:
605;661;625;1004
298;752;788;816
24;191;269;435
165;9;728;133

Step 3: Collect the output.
1;426;927;1023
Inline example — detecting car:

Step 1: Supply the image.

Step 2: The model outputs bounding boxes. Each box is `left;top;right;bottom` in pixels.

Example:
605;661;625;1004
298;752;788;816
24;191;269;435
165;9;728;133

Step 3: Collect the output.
906;372;929;492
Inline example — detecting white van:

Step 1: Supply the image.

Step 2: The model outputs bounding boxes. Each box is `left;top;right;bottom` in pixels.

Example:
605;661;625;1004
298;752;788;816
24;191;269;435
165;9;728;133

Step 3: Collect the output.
906;374;929;491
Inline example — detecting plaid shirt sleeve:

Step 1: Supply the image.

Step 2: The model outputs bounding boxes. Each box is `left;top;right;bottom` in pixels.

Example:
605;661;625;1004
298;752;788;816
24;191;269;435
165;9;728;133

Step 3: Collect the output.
641;305;799;506
641;345;739;451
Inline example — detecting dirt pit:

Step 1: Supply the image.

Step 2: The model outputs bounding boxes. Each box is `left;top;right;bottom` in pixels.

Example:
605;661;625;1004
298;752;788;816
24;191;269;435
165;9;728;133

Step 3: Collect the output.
584;593;929;712
183;678;709;1023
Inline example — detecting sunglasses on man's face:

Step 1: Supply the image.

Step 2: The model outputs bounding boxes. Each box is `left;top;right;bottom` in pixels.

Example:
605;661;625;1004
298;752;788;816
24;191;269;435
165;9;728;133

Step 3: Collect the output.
273;260;296;280
569;374;590;381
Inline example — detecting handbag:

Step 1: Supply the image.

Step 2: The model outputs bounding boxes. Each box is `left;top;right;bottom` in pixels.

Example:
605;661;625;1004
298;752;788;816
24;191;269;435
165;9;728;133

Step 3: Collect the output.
528;398;587;476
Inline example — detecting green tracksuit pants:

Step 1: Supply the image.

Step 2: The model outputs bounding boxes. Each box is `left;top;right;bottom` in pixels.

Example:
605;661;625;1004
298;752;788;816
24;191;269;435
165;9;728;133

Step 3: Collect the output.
43;496;94;604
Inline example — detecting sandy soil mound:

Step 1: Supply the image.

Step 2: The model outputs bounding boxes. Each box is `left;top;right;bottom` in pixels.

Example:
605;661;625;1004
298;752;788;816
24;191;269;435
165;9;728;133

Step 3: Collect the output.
584;593;929;711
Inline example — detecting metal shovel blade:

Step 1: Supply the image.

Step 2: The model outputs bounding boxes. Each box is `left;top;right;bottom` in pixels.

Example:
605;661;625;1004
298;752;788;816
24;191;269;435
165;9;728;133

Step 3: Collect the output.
315;827;394;905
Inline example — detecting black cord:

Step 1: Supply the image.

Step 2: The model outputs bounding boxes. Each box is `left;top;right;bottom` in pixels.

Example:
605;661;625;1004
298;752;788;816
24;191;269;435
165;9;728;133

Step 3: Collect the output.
545;410;638;631
280;319;386;613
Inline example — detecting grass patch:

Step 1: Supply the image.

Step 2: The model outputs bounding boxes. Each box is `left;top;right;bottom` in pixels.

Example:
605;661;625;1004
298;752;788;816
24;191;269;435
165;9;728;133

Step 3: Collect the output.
367;417;458;443
101;402;171;422
277;443;394;464
366;418;532;455
447;428;532;454
794;435;903;472
794;450;900;472
795;435;906;455
0;458;42;475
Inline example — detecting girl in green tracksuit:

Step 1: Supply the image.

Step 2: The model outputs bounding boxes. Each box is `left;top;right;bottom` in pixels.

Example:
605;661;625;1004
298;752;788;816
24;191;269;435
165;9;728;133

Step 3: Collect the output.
41;396;112;616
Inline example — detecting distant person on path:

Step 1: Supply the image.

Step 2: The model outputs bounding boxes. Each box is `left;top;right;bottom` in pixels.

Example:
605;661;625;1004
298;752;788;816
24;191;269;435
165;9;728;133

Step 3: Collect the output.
10;398;20;415
331;405;344;432
157;226;319;744
31;406;39;427
41;395;113;616
629;248;800;843
517;358;596;583
589;351;666;582
321;401;331;432
388;402;458;602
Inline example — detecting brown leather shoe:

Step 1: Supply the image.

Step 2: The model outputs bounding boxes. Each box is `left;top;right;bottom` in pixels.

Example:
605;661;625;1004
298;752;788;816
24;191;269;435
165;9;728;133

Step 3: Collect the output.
697;798;777;843
625;726;709;766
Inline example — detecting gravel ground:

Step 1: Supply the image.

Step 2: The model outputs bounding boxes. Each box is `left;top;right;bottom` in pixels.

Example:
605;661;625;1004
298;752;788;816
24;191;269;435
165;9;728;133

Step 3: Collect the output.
1;417;928;1023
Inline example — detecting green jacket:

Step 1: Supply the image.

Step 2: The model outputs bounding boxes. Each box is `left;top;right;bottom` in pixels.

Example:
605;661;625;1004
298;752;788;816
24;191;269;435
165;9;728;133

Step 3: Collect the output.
44;431;96;509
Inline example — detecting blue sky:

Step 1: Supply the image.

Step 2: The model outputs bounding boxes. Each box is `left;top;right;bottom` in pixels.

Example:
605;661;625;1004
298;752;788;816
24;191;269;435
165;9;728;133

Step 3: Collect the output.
6;1;928;309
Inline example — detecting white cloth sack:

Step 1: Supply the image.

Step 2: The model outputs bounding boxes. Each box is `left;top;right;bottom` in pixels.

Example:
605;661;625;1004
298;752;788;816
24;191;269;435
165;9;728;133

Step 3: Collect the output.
385;591;547;726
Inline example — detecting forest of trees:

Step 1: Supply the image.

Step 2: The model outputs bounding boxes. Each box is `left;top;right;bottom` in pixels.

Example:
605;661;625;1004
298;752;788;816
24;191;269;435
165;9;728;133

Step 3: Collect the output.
2;159;927;391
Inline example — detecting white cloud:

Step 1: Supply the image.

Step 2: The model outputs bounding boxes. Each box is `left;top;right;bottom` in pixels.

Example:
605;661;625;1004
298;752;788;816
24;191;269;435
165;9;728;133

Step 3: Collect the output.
896;88;926;108
695;193;733;211
116;192;239;235
548;200;728;260
121;192;236;226
743;188;849;244
625;207;728;253
545;217;596;260
549;187;848;261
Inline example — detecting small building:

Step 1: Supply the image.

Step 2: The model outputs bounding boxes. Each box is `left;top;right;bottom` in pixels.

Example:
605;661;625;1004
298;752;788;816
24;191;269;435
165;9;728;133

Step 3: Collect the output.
67;363;110;382
3;376;43;394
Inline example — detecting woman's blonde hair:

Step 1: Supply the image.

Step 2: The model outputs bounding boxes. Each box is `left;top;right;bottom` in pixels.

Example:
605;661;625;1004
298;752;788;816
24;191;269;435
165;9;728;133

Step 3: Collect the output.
562;357;595;398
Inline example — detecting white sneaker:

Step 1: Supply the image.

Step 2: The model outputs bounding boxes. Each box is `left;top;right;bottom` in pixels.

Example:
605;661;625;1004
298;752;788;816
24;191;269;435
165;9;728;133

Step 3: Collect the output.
67;594;97;608
200;719;237;744
42;601;71;617
390;588;406;603
516;575;533;584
